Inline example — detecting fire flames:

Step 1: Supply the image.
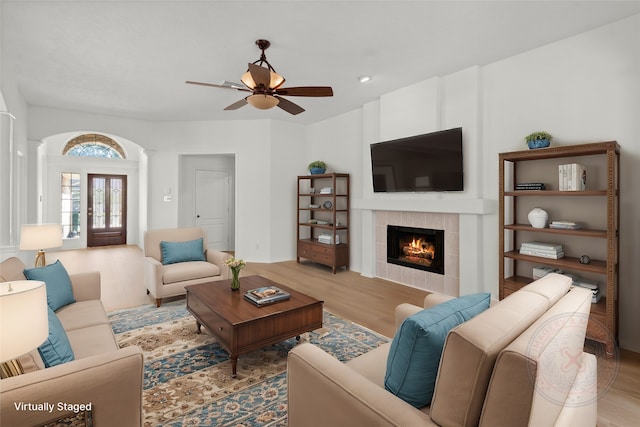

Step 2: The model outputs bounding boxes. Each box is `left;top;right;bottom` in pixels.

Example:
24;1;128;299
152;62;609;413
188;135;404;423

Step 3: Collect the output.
401;237;435;266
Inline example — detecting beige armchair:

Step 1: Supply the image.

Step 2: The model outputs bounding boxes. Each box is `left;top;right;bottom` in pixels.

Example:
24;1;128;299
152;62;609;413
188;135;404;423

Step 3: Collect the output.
143;227;231;307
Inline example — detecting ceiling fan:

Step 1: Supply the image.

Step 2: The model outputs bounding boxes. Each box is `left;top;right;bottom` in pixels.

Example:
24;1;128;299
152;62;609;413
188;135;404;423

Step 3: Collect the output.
186;39;333;115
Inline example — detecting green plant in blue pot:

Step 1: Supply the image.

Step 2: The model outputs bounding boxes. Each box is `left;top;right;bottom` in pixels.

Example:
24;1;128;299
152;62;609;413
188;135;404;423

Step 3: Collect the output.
308;160;327;174
525;131;552;149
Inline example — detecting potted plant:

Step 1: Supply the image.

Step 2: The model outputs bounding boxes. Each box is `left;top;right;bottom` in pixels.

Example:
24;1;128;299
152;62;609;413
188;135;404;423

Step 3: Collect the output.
308;160;327;174
525;131;552;149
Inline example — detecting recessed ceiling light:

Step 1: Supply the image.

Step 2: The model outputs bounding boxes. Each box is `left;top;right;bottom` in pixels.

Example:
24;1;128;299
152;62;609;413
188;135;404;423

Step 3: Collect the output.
358;75;372;83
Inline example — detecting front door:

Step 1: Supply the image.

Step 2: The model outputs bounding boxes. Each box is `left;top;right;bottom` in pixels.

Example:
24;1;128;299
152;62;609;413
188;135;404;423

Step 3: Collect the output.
195;169;230;250
87;174;127;247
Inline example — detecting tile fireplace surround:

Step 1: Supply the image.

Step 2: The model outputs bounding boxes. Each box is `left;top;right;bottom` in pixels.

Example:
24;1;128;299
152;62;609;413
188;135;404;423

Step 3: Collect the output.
375;211;459;296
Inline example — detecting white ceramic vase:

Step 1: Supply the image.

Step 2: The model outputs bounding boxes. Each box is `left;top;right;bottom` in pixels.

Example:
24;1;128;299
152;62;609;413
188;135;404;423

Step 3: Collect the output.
528;207;549;229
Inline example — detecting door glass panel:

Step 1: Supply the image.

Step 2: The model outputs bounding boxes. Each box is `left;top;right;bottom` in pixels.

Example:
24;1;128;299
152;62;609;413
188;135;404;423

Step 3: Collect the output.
110;178;122;227
93;178;106;229
61;172;81;239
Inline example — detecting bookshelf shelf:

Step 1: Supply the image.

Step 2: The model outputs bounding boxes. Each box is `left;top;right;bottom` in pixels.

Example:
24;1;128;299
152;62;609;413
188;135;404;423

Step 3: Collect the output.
297;173;350;273
499;141;619;356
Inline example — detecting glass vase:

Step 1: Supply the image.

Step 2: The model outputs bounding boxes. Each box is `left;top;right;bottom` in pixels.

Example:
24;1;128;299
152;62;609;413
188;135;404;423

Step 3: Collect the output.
230;269;240;291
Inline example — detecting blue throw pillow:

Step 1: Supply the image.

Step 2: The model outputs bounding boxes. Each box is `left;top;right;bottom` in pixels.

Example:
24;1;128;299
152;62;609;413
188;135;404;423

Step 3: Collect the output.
38;306;75;368
160;238;206;265
24;260;76;311
384;292;491;408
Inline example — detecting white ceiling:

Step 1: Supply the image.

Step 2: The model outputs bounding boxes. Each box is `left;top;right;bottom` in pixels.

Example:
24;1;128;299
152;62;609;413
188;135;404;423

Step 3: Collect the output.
3;1;640;125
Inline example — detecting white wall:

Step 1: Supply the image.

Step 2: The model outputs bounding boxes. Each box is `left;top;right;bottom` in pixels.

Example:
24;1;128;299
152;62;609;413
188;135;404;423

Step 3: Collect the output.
308;14;640;351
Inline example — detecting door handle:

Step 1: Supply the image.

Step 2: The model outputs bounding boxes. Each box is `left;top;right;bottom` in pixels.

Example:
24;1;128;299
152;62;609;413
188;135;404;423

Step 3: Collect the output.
197;215;200;218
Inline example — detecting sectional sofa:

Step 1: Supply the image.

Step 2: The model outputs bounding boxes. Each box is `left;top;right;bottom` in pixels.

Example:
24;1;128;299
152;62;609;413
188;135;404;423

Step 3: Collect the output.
0;257;144;427
288;273;597;426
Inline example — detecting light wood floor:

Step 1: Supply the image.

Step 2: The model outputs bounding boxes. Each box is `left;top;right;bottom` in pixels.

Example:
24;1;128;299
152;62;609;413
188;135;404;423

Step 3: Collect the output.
49;245;639;426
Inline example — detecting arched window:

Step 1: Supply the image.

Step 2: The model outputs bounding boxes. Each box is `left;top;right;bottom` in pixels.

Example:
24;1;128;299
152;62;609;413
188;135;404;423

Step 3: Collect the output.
63;134;126;159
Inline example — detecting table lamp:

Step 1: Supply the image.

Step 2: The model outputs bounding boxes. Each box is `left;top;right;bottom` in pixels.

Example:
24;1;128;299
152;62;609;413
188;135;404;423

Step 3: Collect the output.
0;281;49;367
19;224;63;267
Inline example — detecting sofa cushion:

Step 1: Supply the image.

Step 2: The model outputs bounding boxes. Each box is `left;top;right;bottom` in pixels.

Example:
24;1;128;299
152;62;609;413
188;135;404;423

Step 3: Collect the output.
429;273;572;427
160;238;206;265
66;324;119;359
162;261;221;284
56;300;110;331
384;292;491;408
38;306;75;367
24;260;76;311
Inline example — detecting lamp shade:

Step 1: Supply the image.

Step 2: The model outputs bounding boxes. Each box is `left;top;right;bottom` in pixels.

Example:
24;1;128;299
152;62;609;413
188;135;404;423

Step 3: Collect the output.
19;224;62;251
0;280;49;362
246;94;279;110
241;69;285;90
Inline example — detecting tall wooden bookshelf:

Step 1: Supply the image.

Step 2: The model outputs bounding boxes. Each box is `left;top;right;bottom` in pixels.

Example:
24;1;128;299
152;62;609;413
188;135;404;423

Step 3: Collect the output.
498;141;619;356
297;173;350;274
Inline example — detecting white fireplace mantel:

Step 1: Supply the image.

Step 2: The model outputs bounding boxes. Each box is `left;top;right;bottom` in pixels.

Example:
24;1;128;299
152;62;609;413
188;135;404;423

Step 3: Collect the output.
353;197;496;215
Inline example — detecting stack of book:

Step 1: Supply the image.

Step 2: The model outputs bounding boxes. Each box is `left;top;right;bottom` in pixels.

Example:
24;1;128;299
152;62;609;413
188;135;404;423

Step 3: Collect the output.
244;286;291;306
558;163;586;191
564;274;601;303
319;187;333;194
318;233;339;244
515;182;545;191
519;242;564;259
549;221;582;230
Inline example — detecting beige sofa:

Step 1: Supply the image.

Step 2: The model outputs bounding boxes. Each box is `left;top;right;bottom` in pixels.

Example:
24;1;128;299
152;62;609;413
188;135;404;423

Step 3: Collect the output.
288;273;597;426
0;257;144;427
143;227;232;307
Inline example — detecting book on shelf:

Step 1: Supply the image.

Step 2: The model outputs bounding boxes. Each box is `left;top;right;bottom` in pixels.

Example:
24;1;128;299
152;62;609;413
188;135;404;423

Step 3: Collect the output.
549;221;582;230
520;242;563;251
565;274;601;303
244;286;291;306
519;249;565;259
317;233;339;244
558;163;586;191
515;182;546;190
520;242;564;259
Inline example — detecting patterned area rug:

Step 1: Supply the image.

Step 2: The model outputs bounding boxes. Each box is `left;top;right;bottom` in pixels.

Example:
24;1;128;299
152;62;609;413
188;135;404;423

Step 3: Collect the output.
108;300;389;427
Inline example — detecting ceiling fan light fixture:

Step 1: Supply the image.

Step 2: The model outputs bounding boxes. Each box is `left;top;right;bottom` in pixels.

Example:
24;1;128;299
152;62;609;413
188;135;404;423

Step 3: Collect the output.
241;70;257;89
269;71;285;89
241;68;285;90
247;94;279;110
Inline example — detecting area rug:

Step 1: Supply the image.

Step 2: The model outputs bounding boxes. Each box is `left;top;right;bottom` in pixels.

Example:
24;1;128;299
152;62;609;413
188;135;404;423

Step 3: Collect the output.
108;300;389;427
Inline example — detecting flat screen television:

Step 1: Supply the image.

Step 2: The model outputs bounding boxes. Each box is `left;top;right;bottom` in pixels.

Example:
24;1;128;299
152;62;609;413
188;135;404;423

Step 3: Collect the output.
370;127;463;192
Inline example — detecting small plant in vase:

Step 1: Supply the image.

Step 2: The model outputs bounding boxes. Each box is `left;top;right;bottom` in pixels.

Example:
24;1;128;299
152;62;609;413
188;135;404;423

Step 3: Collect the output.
308;160;327;174
224;256;246;290
525;131;552;149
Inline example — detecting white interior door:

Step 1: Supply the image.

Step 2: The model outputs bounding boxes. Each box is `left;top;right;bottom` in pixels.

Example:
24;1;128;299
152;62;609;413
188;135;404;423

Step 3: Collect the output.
195;169;231;251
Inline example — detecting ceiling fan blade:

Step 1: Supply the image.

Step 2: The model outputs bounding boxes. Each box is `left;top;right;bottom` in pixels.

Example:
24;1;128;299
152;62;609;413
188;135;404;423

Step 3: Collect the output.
224;98;248;111
275;96;305;115
186;81;251;92
248;63;271;88
275;86;333;97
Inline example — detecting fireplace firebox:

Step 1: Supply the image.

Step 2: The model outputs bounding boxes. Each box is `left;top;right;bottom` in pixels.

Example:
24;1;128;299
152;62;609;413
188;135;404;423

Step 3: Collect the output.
387;225;445;274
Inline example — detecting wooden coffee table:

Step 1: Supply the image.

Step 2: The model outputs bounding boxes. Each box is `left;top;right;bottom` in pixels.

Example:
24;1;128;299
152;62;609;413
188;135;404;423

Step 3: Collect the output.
185;275;323;377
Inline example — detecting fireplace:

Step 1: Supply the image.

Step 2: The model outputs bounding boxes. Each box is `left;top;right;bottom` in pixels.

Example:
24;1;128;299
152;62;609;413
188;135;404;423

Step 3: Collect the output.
387;225;445;275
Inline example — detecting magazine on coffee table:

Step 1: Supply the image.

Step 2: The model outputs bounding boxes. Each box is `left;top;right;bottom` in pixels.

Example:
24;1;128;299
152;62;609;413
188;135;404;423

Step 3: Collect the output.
244;286;291;306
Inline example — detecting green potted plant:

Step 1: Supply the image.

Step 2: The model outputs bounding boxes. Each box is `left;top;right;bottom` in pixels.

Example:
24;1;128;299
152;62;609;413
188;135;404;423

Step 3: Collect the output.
525;131;552;149
308;160;327;174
